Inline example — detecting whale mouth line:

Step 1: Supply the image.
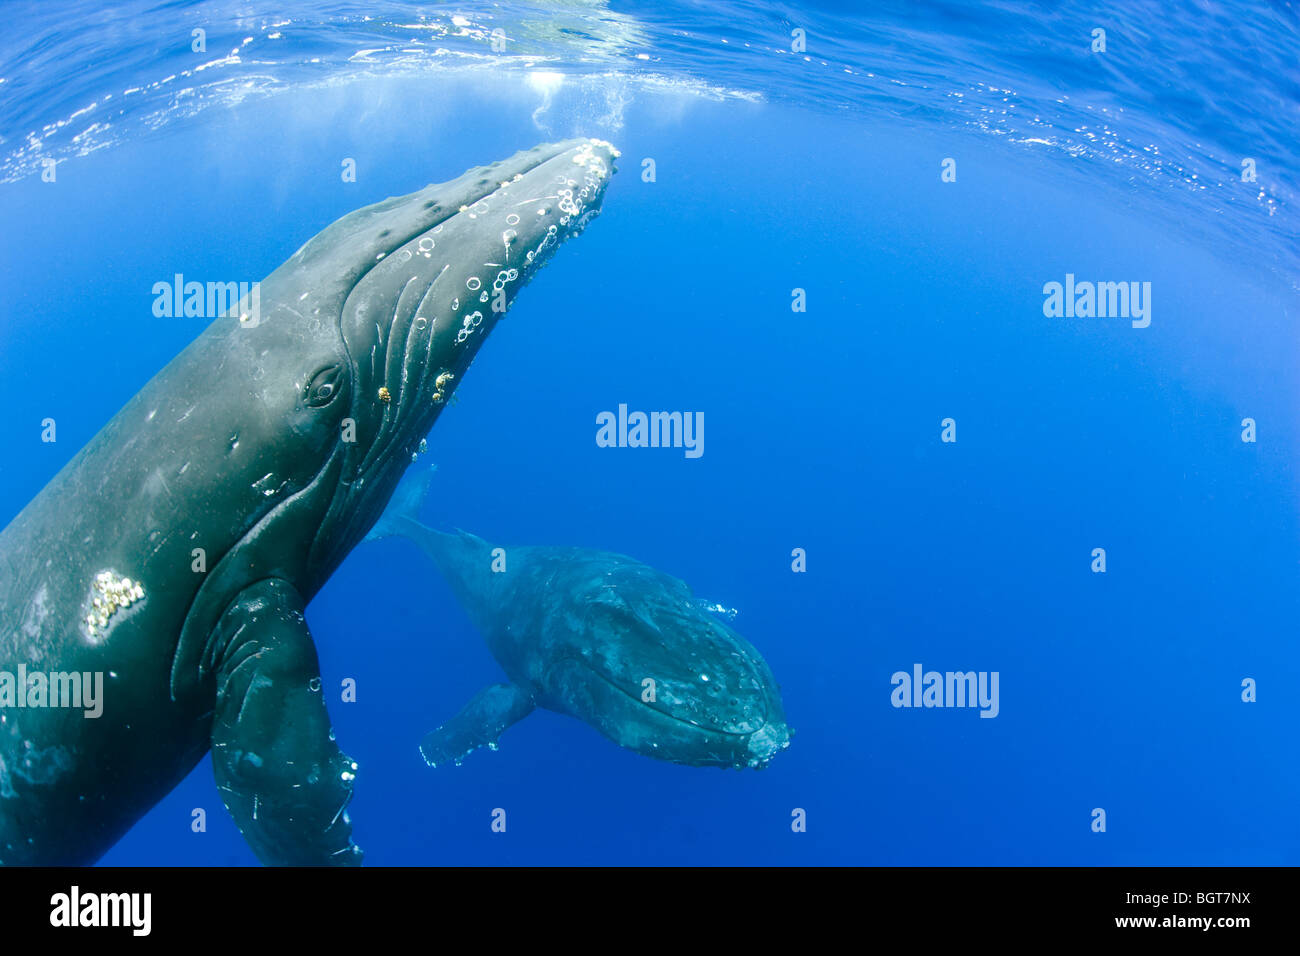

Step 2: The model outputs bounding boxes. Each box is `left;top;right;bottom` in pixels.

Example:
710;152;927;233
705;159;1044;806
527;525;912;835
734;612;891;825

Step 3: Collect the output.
567;657;768;739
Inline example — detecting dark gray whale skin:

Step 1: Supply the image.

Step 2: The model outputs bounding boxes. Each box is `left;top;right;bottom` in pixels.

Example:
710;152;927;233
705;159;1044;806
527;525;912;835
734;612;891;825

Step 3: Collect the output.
0;138;617;865
369;468;791;771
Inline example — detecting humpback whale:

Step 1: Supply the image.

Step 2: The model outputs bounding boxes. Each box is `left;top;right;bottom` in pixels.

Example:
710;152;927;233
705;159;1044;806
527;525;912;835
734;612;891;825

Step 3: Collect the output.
369;468;791;770
0;138;618;865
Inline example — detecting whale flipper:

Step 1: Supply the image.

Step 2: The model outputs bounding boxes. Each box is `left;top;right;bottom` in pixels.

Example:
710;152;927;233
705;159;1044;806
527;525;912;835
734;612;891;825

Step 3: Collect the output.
420;683;535;768
209;579;362;866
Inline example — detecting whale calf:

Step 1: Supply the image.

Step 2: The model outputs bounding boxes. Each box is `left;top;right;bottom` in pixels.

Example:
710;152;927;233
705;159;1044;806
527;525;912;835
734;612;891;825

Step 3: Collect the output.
369;468;791;770
0;138;618;865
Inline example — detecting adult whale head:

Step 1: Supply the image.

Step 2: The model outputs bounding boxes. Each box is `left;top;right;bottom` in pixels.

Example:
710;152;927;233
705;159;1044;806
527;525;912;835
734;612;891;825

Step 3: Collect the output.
0;138;617;866
173;137;619;684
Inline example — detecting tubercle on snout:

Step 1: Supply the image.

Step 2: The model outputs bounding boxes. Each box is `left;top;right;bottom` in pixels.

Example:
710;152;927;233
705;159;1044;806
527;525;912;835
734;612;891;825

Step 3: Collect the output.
401;141;615;385
451;142;612;352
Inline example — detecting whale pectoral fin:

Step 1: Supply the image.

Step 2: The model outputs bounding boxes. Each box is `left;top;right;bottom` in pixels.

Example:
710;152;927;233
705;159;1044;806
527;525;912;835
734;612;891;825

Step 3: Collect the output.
420;683;535;768
209;578;362;866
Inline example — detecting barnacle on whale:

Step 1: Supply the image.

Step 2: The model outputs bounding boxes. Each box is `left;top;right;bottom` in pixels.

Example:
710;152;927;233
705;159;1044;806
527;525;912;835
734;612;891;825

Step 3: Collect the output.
85;571;144;638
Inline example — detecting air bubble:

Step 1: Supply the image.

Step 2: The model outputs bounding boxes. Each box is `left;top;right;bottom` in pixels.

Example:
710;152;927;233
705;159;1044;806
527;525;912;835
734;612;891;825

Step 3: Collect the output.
466;277;481;291
418;237;435;252
505;214;520;225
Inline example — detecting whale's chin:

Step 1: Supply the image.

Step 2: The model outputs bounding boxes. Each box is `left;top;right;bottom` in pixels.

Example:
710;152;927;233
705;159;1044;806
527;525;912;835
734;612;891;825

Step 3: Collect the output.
568;660;787;770
742;721;792;769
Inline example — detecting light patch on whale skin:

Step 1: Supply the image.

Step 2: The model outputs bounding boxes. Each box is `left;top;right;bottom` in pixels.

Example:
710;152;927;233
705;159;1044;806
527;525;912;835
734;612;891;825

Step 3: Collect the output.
143;468;173;499
21;585;51;640
0;722;74;798
83;570;144;642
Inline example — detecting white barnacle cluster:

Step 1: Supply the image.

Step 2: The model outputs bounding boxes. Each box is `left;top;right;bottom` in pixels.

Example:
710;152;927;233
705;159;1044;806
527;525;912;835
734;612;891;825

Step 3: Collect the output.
571;138;615;180
85;571;144;639
587;137;621;159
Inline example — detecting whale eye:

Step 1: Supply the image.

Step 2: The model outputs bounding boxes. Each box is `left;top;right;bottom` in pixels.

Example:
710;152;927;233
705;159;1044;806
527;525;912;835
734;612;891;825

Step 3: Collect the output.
304;364;346;408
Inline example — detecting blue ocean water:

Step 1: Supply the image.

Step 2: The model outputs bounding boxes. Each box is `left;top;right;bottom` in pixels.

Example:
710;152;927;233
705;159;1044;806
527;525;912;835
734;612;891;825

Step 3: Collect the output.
0;1;1296;865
